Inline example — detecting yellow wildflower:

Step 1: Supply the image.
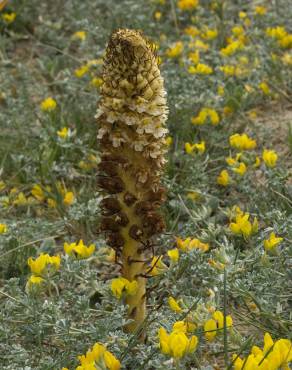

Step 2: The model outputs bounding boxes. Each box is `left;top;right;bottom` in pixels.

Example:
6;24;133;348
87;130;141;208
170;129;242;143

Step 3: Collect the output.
176;237;209;252
220;40;244;57
57;127;69;139
208;259;225;271
0;223;7;234
266;26;287;40
262;149;278;167
187;191;201;201
177;0;199;11
31;184;45;202
28;254;61;276
253;156;261;168
90;77;103;88
204;310;233;341
154;11;162;21
74;64;90;78
191;108;219;125
278;34;292;48
158;326;198;359
149;255;167;276
104;350;121;370
13;192;29;206
220;65;242;77
229;133;256;151
282;52;292;65
188;63;213;74
77;342;120;370
111;277;138;299
217;169;230;186
232;26;244;37
233;333;292;370
188;50;200;64
165;136;173;146
2;12;16;23
63;191;74;206
232;162;247;176
226;153;242;166
204;319;217;341
259;82;270;95
184;26;199;37
239;11;247;19
168;296;182;313
185;141;205;154
47;198;57;208
27;275;44;286
229;211;256;238
64;240;95;259
166;41;183;58
188;238;209;252
189;39;209;51
264;232;283;252
217;85;224;96
167;248;179;263
71;31;87;41
201;27;218;40
40;97;57;112
254;6;267;15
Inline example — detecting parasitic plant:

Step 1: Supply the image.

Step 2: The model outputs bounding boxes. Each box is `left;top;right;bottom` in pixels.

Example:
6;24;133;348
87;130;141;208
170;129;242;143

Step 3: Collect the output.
96;29;168;334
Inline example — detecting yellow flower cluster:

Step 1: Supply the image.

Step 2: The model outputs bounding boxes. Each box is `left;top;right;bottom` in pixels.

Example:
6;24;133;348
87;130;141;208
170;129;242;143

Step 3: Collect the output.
204;310;233;341
28;253;61;276
220;64;244;77
71;30;87;41
229;133;257;151
158;321;198;359
233;333;292;370
149;255;167;276
259;81;270;95
191;107;220;125
73;342;120;370
31;183;75;208
0;223;7;233
264;232;283;253
57;127;70;139
64;240;95;259
167;248;179;263
254;6;267;15
111;277;138;299
74;59;103;89
266;26;292;49
225;153;247;176
188;63;213;74
27;253;60;289
177;0;199;11
217;169;230;186
201;27;218;40
40;97;57;112
176;237;209;252
185;141;205;154
262;149;278;168
2;12;16;23
221;40;244;57
229;206;258;238
165;41;183;58
168;296;183;313
2;188;34;207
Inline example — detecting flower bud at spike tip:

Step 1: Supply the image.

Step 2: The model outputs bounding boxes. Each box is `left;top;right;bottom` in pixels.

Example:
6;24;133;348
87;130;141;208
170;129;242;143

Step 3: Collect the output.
97;29;168;336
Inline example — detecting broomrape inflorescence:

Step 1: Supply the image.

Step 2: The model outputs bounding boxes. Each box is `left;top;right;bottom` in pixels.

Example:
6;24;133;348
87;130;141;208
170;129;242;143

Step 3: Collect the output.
96;29;168;334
